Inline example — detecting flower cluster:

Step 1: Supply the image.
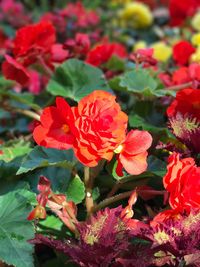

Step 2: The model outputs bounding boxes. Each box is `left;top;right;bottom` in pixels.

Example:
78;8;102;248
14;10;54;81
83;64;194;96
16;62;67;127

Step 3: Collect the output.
2;21;68;88
33;90;152;175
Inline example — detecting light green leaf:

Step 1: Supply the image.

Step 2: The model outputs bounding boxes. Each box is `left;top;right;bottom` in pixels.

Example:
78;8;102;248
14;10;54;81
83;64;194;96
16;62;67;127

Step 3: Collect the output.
0;190;34;267
120;68;158;97
0;139;32;162
47;59;110;101
66;175;85;204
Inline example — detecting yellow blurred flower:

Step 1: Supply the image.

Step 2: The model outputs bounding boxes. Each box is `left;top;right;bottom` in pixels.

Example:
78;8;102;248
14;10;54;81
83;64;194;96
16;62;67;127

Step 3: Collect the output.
119;2;153;29
133;41;147;51
151;42;172;62
191;33;200;47
191;47;200;63
191;12;200;32
111;0;132;4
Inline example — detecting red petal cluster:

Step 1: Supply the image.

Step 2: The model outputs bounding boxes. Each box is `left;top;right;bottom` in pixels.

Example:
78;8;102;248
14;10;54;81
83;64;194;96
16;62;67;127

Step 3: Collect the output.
2;21;68;87
163;153;200;213
33;97;76;150
73;90;128;166
33;91;152;175
116;130;152;176
173;41;195;66
86;43;127;67
167;88;200;121
13;21;56;65
169;0;200;26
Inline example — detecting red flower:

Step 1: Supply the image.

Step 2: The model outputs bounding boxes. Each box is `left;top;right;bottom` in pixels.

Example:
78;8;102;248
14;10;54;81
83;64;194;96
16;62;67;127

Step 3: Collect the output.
163;153;200;213
115;130;152;176
50;44;69;63
33;97;76;150
2;55;30;85
172;67;191;85
173;41;195;66
61;2;99;29
73;90;128;167
64;33;91;58
167;88;200;121
86;43;127;67
169;0;200;26
13;21;56;65
130;48;157;68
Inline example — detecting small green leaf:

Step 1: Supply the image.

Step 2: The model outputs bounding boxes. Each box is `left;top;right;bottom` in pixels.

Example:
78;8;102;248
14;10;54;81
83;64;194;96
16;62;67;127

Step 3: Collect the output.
47;59;110;101
0;139;32;162
38;215;63;232
120;68;158;96
17;146;75;175
147;155;166;177
0;190;34;267
129;114;169;135
120;68;175;97
66;175;85;204
0;76;14;89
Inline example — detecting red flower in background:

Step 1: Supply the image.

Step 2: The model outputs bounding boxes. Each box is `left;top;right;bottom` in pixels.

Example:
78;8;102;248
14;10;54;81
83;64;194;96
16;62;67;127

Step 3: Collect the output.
115;130;152;176
169;0;200;26
172;67;191;85
60;1;99;29
163;153;200;213
13;21;56;65
2;55;30;86
0;0;31;28
64;33;91;58
73;90;128;167
173;41;195;66
33;97;76;150
167;88;200;121
86;43;127;67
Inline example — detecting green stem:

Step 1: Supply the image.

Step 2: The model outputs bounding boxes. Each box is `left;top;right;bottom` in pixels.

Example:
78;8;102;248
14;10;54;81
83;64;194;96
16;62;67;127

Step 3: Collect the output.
13;108;40;121
164;81;193;91
84;166;94;215
92;190;133;213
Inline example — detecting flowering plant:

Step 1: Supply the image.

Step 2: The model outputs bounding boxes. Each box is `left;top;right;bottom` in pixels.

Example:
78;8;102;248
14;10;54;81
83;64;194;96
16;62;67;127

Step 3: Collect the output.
0;0;200;266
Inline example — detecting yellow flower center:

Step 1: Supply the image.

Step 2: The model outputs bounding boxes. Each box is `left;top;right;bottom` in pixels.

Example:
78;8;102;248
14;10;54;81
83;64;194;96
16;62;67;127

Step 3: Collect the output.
114;144;123;154
62;124;70;133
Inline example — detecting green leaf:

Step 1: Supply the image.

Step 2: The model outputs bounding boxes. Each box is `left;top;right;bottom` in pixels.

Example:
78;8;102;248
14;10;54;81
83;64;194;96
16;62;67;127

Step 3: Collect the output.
0;139;32;162
0;76;14;89
0;190;34;267
120;68;158;96
38;215;63;233
47;59;110;101
120;68;175;97
147;155;166;177
17;146;75;175
129;114;169;135
105;55;125;71
66;175;85;204
0;90;40;111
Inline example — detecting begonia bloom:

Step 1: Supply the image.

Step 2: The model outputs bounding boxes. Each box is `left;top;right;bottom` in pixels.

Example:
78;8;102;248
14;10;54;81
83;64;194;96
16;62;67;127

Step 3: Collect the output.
86;43;127;67
33;97;76;150
173;41;195;66
115;130;152;176
163;153;200;213
167;88;200;121
13;21;56;65
2;55;30;85
73;90;128;166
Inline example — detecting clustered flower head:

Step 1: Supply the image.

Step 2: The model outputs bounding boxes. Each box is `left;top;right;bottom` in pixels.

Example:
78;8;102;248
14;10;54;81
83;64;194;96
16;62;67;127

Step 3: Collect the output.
33;90;152;175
